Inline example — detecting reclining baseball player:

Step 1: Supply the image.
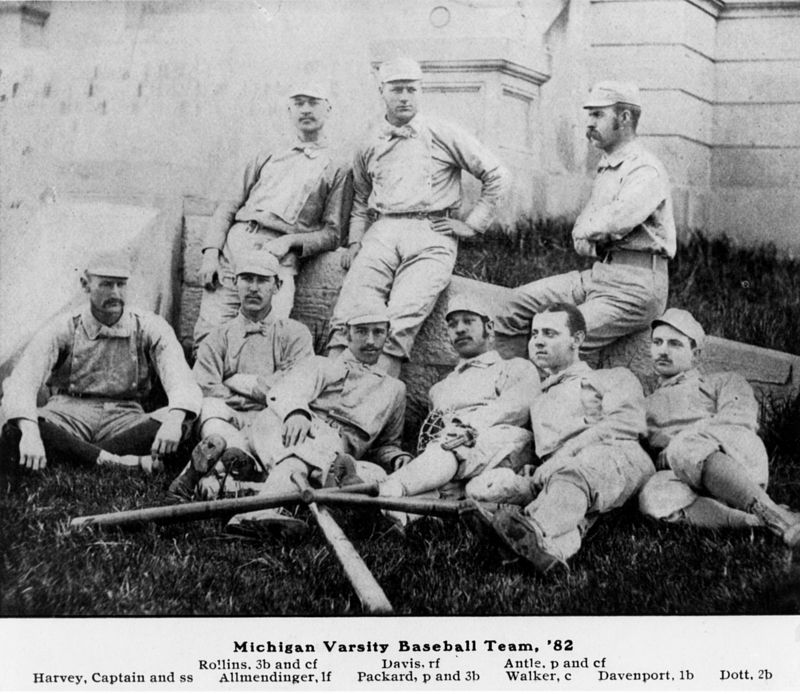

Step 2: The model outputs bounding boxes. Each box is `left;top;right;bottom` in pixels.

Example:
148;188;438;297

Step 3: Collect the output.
638;308;800;546
466;303;655;573
223;303;412;537
168;250;314;501
378;295;540;528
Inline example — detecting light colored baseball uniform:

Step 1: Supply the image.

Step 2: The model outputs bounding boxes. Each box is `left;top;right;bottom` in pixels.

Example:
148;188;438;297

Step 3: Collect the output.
249;349;407;486
2;305;201;442
327;114;510;360
525;361;654;560
192;311;314;455
497;140;675;353
424;350;539;481
193;138;351;344
638;368;769;519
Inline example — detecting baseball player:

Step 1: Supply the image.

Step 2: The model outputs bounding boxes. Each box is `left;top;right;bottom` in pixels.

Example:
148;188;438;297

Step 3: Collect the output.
224;304;412;537
193;84;351;346
496;81;675;356
638;308;800;546
325;57;511;377
378;294;540;527
168;251;314;501
469;303;654;573
0;251;201;476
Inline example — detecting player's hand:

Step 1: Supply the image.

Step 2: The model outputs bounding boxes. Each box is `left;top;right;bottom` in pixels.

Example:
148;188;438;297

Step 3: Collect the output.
18;422;47;471
572;238;597;258
264;235;294;259
151;411;185;457
200;249;222;290
392;453;413;472
341;242;361;270
282;413;312;447
431;218;476;239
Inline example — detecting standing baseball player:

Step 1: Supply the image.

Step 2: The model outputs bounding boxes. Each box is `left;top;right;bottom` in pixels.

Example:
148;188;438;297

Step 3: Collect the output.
496;81;675;356
638;308;800;546
0;251;201;476
469;303;654;573
193;84;351;346
168;251;314;501
378;294;540;527
326;57;511;376
224;304;412;537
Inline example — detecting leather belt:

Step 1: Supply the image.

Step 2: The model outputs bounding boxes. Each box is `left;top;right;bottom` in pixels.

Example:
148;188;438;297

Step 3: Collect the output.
603;249;667;272
60;391;137;401
369;208;453;222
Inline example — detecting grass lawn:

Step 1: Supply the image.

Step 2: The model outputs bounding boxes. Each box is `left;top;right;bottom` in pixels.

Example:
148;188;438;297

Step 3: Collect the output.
2;222;800;616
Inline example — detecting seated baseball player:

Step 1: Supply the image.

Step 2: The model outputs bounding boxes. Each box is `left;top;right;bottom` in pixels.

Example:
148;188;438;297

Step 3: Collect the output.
167;250;314;501
0;251;201;476
638;308;800;546
378;295;540;527
224;304;412;537
468;303;655;573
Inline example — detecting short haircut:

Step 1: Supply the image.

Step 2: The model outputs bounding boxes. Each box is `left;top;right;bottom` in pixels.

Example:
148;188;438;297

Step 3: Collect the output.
613;103;641;131
540;303;587;336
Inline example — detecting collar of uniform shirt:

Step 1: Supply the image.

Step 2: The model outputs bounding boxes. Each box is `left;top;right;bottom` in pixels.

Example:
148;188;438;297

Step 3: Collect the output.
454;349;500;373
292;136;328;159
596;139;640;171
238;312;276;336
539;360;592;392
81;304;133;339
380;115;423;140
657;368;700;388
337;348;383;375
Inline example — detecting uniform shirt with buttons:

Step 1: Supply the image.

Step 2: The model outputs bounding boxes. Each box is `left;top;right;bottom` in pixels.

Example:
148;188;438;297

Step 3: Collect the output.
193;311;314;412
349;114;511;244
531;360;647;459
429;349;540;430
203;138;352;269
2;305;202;423
572;140;676;259
645;368;760;451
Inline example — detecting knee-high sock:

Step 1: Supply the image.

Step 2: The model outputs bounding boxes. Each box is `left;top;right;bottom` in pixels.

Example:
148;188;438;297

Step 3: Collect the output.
674;496;760;529
701;451;769;511
98;419;162;455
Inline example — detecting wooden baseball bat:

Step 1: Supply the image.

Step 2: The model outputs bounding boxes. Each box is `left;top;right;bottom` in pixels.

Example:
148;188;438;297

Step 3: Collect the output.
291;472;393;615
69;481;379;530
298;489;500;517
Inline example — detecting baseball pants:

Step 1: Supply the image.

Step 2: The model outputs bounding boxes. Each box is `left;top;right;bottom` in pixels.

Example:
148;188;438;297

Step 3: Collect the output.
495;259;668;354
327;217;457;360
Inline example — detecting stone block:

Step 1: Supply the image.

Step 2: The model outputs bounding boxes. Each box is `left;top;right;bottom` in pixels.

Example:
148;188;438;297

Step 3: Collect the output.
714;103;800;148
292;249;349;354
711;147;800;189
182;214;209;287
178;285;202;348
710;188;800;254
716;60;800;104
716;15;800;61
